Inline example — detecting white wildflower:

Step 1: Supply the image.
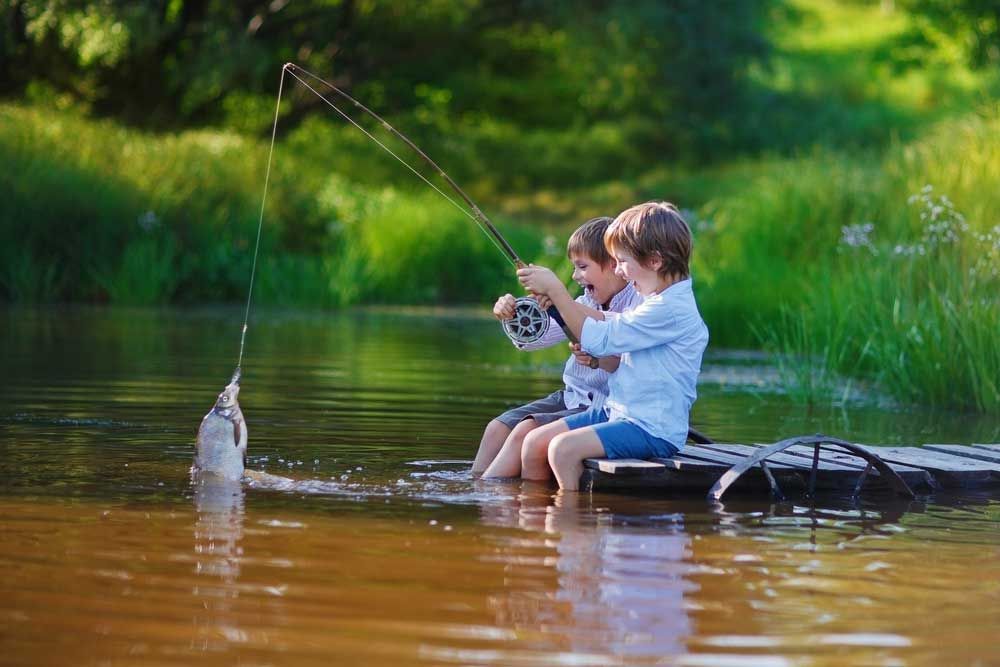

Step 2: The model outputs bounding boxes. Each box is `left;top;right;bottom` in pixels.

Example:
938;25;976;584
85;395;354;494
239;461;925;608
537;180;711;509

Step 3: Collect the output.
839;222;877;254
137;210;159;233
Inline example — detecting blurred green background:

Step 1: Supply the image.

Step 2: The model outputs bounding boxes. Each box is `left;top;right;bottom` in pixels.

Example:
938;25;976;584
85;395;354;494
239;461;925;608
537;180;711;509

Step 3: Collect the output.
1;0;998;412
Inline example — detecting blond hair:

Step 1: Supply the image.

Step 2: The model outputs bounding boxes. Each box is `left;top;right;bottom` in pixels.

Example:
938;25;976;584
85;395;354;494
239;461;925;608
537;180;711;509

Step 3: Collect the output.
605;202;692;279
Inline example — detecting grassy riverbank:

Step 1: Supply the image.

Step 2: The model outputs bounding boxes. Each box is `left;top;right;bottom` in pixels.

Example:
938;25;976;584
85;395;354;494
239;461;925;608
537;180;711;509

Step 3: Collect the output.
0;103;544;307
2;0;998;413
2;101;997;412
688;113;1000;412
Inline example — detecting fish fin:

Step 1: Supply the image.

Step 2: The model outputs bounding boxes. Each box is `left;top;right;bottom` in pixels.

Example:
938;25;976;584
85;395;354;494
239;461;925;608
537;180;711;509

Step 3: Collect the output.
233;419;242;447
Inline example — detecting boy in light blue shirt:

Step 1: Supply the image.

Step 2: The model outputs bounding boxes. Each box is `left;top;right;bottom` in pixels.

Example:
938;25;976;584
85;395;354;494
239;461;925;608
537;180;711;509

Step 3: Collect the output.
472;217;641;478
517;201;709;490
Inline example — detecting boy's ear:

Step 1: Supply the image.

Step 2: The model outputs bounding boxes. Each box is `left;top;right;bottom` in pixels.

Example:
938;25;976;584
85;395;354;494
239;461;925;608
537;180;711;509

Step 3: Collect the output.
648;252;664;271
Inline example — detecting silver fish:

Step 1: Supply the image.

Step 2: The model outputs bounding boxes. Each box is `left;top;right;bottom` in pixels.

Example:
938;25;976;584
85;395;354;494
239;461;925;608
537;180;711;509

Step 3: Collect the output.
194;367;247;481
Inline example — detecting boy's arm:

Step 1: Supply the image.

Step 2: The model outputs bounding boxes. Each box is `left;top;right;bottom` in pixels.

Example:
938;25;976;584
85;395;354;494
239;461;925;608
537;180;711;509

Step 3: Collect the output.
581;299;702;357
516;265;602;341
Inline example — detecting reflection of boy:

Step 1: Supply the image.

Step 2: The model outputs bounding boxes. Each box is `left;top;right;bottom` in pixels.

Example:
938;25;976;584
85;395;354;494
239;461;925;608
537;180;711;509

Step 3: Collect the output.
517;202;709;490
472;217;641;478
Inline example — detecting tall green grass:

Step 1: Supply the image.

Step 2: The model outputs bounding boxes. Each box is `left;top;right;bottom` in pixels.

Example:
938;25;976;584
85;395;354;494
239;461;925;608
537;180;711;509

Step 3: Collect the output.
0;104;550;307
2;100;998;412
707;114;1000;413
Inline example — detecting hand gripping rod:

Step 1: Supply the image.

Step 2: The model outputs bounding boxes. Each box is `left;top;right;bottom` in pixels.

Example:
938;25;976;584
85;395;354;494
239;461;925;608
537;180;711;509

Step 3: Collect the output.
283;63;579;343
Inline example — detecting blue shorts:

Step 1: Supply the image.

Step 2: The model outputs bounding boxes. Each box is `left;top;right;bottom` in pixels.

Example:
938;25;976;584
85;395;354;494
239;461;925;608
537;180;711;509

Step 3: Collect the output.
563;407;680;460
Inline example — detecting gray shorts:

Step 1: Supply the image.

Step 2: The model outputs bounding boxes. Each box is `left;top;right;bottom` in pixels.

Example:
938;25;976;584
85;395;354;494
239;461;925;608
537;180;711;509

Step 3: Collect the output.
494;390;587;429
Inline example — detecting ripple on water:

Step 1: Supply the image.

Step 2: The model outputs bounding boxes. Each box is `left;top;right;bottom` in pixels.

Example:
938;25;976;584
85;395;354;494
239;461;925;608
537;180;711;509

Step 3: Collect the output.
2;306;999;666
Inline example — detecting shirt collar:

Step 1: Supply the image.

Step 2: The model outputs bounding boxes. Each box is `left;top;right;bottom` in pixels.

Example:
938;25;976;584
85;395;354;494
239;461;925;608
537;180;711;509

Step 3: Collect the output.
607;281;638;310
648;277;692;300
665;277;692;294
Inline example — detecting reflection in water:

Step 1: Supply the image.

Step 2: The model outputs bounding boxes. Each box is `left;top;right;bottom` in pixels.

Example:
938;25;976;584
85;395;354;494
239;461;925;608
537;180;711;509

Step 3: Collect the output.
712;497;917;549
191;474;247;652
480;487;693;661
2;306;1000;666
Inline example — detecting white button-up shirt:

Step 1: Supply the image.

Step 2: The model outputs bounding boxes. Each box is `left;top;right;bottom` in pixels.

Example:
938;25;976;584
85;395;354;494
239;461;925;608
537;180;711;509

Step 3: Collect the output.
580;278;708;448
516;282;641;411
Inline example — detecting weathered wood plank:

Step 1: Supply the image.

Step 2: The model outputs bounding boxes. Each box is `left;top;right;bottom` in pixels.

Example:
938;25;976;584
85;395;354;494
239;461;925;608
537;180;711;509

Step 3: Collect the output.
581;467;726;493
590;458;664;476
923;444;1000;465
682;444;798;469
699;442;862;472
878;446;1000;471
781;443;936;490
667;453;807;494
781;444;922;471
583;443;1000;494
873;446;1000;487
584;454;796;495
585;455;728;475
669;448;828;494
656;455;732;473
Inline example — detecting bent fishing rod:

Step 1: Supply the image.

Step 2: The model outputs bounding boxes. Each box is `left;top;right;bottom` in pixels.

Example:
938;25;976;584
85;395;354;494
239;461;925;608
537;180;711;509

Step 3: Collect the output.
244;63;713;445
277;62;576;347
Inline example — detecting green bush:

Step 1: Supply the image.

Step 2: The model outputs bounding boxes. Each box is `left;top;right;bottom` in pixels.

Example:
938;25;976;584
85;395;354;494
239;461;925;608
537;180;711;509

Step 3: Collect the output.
0;103;549;307
2;96;998;412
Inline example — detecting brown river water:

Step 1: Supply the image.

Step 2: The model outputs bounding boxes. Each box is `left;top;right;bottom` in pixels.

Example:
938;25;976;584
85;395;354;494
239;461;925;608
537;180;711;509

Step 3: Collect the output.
1;306;998;666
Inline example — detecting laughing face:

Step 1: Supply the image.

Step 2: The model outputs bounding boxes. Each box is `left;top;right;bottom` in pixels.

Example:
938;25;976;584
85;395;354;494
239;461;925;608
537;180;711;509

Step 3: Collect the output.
570;252;627;307
611;248;665;297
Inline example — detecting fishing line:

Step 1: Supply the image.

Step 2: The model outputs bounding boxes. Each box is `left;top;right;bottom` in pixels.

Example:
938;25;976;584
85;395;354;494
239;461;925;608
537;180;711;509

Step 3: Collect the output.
237;65;287;371
235;63;708;443
283;65;517;267
284;63;582;346
238;62;574;361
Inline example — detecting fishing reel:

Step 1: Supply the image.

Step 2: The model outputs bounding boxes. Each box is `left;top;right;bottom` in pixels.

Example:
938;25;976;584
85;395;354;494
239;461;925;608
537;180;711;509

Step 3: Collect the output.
501;297;551;345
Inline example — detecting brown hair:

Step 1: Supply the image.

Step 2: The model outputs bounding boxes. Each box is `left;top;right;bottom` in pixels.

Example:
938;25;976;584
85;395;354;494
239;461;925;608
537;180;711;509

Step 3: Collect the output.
605;202;692;279
567;216;615;267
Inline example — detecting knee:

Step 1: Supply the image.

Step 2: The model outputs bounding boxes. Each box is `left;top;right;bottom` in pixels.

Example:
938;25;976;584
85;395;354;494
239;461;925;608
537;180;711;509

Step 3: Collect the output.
485;419;510;440
509;419;535;444
547;434;576;469
521;429;547;465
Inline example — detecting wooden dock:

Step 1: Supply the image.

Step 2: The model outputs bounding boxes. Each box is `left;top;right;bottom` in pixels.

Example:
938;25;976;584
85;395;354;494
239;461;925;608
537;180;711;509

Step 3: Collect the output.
582;437;1000;499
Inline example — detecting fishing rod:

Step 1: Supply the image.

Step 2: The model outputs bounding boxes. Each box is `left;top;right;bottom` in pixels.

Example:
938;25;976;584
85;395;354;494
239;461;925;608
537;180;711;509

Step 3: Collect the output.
279;62;576;347
243;63;715;446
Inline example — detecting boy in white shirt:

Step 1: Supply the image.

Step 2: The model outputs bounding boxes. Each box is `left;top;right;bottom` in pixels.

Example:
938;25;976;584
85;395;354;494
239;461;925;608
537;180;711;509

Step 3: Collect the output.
472;217;642;478
516;201;709;490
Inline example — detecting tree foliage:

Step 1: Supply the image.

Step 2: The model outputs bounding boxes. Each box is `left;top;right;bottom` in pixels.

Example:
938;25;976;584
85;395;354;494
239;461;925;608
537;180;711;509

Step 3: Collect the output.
902;0;1000;68
1;0;778;161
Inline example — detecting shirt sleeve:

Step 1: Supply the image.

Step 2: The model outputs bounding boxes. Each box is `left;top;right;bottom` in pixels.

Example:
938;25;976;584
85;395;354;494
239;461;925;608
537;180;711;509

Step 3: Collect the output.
580;295;694;356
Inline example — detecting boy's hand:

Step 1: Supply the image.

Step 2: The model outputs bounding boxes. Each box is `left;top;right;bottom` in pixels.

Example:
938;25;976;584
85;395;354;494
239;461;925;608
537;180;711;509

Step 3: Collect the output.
493;293;517;321
517;265;562;297
569;342;599;369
